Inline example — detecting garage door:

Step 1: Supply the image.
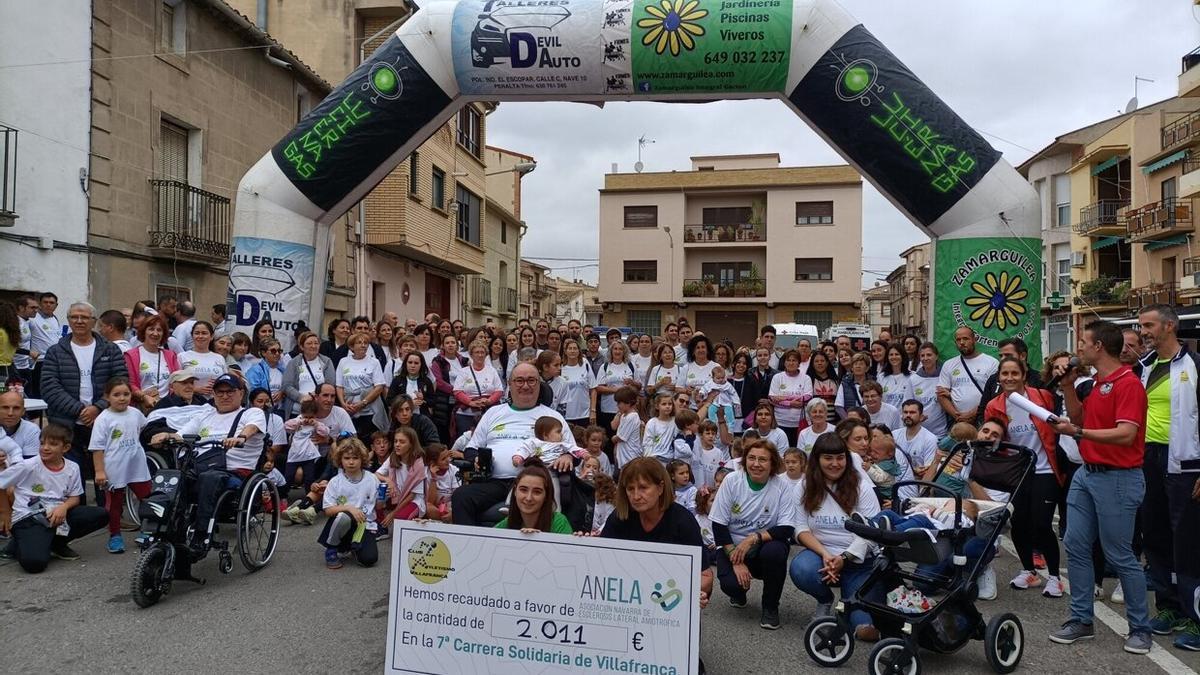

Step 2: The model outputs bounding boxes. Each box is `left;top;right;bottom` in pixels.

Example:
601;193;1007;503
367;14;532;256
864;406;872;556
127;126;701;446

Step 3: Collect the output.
695;311;758;349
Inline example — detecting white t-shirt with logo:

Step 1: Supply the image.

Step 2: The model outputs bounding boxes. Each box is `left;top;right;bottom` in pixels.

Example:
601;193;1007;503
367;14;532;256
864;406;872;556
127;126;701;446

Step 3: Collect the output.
710;473;797;544
316;406;355;456
179;350;227;388
467;404;575;480
377;460;426;517
614;411;643;468
559;362;596;420
28;313;61;361
770;371;813;427
323;470;381;531
336;355;386;417
1005;398;1050;474
938;353;999;415
135;346;173;397
797;425;832;454
642;416;676;461
879;373;914;410
296;357;326;399
909;370;948;437
866;403;902;431
791;476;880;555
691;444;729;490
453;363;504;401
15;317;33;370
0;457;83;525
176;406;267;472
596;362;634;414
89;407;150;488
71;341;96;405
893;426;939;470
630;353;653;385
647;363;684;395
683;360;717;401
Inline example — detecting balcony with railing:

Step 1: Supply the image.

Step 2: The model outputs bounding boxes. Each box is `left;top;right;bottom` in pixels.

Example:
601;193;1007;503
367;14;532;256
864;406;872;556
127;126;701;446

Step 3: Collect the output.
1074;276;1130;311
149;179;231;262
1128;282;1180;311
469;275;492;309
0;125;16;227
682;222;766;244
1181;45;1200;97
1162;109;1200;152
1075;199;1128;237
681;277;766;299
1126;196;1193;242
530;280;551;299
498;286;518;315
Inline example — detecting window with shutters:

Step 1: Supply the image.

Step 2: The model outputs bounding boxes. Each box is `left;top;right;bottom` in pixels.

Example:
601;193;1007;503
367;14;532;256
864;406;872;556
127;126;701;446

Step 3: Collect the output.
795;201;834;225
160;1;186;55
702;207;752;224
160;121;189;182
456;106;482;157
794;258;833;281
408;152;420;195
623;205;658;228
623;260;657;282
431;167;445;209
456;184;481;246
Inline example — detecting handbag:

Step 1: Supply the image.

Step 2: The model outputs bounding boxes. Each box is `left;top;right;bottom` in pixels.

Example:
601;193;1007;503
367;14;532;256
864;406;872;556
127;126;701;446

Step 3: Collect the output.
192;408;247;473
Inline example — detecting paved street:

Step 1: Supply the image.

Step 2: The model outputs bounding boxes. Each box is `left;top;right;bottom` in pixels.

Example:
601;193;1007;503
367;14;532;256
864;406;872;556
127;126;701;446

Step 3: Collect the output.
3;523;1198;674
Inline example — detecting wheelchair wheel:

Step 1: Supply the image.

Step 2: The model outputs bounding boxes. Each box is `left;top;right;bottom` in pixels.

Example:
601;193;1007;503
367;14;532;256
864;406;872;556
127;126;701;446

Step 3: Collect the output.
124;450;168;528
804;616;854;668
868;638;920;675
237;473;279;571
984;613;1023;674
131;542;170;608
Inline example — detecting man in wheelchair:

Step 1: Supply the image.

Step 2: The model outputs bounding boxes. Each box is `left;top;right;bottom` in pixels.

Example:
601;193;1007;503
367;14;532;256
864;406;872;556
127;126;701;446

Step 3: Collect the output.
151;374;265;553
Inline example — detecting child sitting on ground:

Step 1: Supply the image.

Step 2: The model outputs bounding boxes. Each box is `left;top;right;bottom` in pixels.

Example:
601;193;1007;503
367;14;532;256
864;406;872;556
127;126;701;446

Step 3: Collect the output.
375;427;427;540
89;377;151;554
425;443;457;523
667;459;697;515
781;447;806;488
320;437;383;569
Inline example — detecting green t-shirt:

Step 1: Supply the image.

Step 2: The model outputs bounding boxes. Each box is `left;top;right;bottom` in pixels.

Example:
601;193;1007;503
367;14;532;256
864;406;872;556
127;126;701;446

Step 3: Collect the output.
1145;359;1172;444
495;512;574;534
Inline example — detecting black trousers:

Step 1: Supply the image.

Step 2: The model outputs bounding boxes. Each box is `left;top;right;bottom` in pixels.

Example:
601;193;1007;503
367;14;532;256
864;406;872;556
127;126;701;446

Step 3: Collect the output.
1143;443;1179;612
714;540;789;612
450;478;513;526
319;512;379;566
1011;472;1061;577
65;424;101;506
9;506;107;573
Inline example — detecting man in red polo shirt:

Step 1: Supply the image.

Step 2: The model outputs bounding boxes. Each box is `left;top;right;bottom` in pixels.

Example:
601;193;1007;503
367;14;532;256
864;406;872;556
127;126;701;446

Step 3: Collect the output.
1048;320;1152;655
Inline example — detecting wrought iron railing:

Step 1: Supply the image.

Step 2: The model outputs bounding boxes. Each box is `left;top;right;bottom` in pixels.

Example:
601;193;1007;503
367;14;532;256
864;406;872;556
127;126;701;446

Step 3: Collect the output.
499;287;518;315
1126;197;1193;239
1162;109;1200;152
683;222;766;243
1075;199;1128;235
681;277;766;298
1128;282;1179;311
149;179;231;260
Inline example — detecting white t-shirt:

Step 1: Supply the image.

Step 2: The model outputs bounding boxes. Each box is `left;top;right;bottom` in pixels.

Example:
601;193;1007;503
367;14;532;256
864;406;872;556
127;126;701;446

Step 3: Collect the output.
179;350;227;387
596;362;634;414
421;348;441;369
453;363;504;401
324;470;382;530
263;412;287;449
710;473;796;544
5;420;42;459
769;371;813;427
0;457;83;525
176;406;267;472
909;370;948;437
893;426;939;470
467;404;575;480
268;367;283;400
296;358;326;399
691;444;729;489
630;353;653;385
336;355;386;417
797;425;832;454
938;353;999;415
285;416;328;463
559;362;596;420
170;319;197;353
377;461;426;517
28;313;61;361
0;434;22;467
1005;397;1050;474
673;344;688;364
15;316;33;369
866;403;902;431
316;406;355;456
683;360;717;400
791;476;880;555
593;500;615;534
134;346;173;397
642;416;677;461
647;364;685;395
695;513;716;548
71;341;96;405
89;407;150;488
745;427;791;454
432;463;460;501
879;373;914;410
516;439;573;465
614;411;643;468
701;380;739;408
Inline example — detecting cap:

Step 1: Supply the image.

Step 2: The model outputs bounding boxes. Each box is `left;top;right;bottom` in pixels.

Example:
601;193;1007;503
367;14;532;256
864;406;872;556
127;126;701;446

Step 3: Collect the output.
212;373;244;390
168;368;197;384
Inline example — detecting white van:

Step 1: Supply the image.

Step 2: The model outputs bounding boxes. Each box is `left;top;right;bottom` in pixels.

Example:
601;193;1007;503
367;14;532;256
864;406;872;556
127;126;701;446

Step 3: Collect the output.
773;323;821;353
824;323;872;352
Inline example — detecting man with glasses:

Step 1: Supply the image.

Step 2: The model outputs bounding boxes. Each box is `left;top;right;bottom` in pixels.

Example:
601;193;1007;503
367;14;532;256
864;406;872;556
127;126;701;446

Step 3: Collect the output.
38;302;125;504
451;363;575;526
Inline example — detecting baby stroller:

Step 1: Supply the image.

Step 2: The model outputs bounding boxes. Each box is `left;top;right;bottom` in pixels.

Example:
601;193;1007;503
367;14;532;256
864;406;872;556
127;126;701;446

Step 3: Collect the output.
803;440;1034;674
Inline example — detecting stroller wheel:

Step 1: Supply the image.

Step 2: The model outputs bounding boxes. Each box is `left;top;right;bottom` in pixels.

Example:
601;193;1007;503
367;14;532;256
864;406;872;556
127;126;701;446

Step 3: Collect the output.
868;638;920;675
804;616;854;667
984;613;1023;674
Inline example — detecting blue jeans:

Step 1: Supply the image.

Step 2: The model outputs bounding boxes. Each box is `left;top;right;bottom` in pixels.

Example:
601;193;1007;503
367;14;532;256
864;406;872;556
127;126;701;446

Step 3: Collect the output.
789;548;876;627
1064;466;1150;633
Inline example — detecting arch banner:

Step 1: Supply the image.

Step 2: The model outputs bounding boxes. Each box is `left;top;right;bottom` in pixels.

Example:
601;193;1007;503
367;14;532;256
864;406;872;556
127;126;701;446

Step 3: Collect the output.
230;0;1040;357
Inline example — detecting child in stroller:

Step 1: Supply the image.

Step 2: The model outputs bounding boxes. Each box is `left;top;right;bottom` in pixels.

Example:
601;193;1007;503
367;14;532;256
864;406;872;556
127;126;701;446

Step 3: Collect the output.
802;440;1034;675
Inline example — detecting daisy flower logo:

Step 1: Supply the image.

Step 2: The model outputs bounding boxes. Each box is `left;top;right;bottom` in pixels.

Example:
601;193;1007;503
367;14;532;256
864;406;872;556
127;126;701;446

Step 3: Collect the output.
964;271;1028;331
638;0;707;57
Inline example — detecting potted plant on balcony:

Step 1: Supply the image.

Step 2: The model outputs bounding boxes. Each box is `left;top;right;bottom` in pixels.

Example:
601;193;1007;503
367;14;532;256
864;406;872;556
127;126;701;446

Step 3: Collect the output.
1112;279;1131;303
717;224;736;242
684;228;696;243
1079;276;1115;304
748;198;766;240
682;281;702;297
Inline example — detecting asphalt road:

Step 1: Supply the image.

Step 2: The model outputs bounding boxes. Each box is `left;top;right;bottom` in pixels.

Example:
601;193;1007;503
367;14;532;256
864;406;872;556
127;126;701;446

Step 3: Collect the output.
3;522;1199;674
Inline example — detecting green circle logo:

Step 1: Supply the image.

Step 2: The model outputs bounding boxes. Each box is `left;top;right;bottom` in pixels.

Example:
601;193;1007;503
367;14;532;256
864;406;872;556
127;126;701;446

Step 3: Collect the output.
843;66;870;93
373;68;397;94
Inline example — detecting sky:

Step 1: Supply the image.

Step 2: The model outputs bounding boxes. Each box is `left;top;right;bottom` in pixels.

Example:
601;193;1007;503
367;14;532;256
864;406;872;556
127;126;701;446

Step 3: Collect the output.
485;0;1200;288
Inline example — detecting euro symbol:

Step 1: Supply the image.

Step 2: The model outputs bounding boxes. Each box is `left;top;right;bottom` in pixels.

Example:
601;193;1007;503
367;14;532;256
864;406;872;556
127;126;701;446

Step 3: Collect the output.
632;632;644;651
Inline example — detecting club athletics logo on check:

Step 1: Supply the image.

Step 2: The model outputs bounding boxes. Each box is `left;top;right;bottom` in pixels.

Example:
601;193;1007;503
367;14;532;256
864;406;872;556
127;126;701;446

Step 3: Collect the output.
407;537;455;584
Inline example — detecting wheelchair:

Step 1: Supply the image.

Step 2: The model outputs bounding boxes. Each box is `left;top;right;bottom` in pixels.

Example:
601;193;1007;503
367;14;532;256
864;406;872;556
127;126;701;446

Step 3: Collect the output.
130;436;280;608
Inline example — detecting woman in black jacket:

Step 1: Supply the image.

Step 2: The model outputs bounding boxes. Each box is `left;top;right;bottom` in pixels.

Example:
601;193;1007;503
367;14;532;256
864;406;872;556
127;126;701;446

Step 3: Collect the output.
386;351;435;416
388;395;441;448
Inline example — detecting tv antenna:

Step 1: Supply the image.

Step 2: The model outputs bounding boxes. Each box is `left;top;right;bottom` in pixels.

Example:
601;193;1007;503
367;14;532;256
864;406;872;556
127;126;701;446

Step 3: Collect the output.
1124;76;1154;113
635;135;655;173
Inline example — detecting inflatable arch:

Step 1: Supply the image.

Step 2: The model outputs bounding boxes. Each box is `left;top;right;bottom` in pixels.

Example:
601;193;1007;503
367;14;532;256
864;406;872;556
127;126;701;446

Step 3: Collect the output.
228;0;1041;361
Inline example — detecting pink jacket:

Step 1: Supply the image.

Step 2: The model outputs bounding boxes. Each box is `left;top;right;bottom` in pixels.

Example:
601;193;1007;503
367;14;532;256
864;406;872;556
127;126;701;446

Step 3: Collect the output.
124;347;181;396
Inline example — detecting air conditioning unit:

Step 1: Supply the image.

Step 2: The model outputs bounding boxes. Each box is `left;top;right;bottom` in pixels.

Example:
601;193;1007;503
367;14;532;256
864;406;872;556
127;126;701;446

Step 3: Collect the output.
1070;251;1086;268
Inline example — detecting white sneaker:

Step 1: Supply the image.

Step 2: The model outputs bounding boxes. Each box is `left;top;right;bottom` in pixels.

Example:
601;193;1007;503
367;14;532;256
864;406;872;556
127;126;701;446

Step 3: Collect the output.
1043;576;1064;598
1111;580;1124;604
1010;570;1043;590
978;564;997;600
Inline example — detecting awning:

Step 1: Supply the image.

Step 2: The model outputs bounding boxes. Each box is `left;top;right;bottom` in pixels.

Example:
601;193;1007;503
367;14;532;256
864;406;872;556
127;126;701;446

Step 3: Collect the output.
1091;236;1122;250
1143;150;1189;175
1092;154;1128;175
1145;235;1190;252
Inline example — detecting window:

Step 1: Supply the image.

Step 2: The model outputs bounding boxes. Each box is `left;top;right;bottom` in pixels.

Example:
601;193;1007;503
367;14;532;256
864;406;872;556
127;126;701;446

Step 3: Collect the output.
792;311;833;335
160;1;186;55
1053;243;1071;296
795;201;834;225
881;304;891;317
1163;177;1178;202
701;262;753;285
159;121;189;182
456;106;482;156
456;185;481;246
1047;318;1071;354
628;310;661;336
499;261;508;288
623;205;658;228
794;258;833;281
1053;174;1070;228
408;152;419;195
501;220;507;244
431;167;445;209
155;283;192;303
623;260;657;282
702;207;752;225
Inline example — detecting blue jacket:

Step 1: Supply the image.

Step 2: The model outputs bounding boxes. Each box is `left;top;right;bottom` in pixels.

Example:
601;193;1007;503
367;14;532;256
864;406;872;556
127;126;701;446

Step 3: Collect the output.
40;332;126;426
245;358;285;396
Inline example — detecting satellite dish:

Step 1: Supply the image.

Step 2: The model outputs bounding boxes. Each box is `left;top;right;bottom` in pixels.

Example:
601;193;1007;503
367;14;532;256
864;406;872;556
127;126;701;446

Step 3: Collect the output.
1124;96;1138;114
634;161;644;173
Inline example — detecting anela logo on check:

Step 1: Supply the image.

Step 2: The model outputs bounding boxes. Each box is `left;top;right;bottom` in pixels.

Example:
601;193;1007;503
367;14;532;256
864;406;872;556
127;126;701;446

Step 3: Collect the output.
581;575;685;612
407;537;455;584
651;579;684;612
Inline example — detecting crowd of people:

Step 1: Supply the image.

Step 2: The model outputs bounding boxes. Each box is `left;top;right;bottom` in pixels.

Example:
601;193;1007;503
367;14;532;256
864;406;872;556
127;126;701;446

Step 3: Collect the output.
0;292;1197;657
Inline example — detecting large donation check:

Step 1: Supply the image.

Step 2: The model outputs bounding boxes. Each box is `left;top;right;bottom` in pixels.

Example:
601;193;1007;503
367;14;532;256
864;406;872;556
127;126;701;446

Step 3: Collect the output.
385;521;701;675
